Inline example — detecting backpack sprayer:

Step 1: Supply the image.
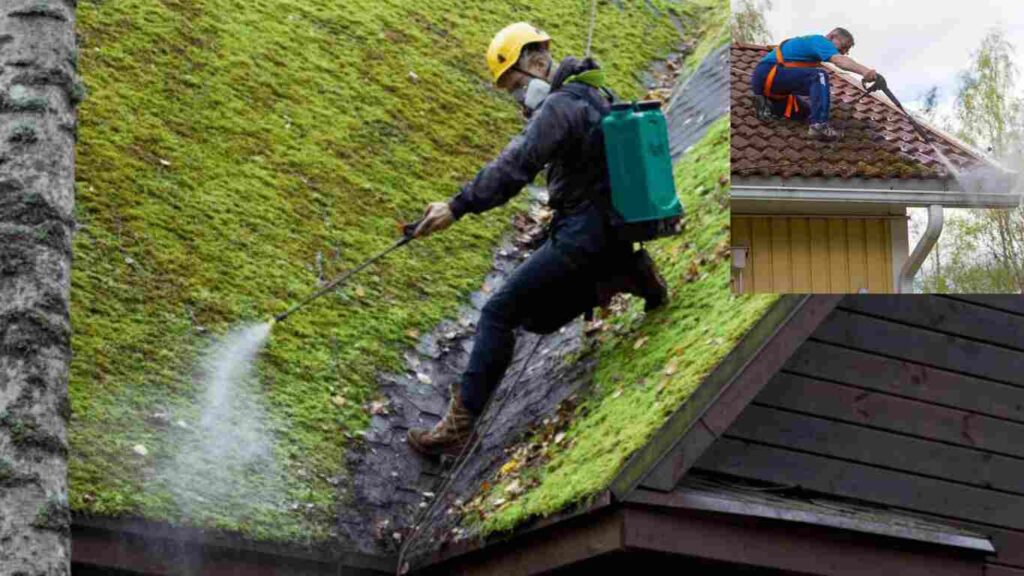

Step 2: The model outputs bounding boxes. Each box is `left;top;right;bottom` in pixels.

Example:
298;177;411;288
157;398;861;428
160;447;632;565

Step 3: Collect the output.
601;98;685;240
268;220;421;326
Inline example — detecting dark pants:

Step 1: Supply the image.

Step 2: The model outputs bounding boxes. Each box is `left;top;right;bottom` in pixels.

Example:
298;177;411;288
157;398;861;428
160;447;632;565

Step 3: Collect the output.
750;60;831;124
459;203;631;414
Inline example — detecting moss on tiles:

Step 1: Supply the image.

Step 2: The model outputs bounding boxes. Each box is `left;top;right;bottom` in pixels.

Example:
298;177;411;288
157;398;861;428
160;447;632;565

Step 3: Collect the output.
471;117;778;535
71;0;688;543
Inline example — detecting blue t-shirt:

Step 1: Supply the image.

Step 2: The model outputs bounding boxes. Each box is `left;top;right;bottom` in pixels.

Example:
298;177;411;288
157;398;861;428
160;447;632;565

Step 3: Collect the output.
760;35;839;64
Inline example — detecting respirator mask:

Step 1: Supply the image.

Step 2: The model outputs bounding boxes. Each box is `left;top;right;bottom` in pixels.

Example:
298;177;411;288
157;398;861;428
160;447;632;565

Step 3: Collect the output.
512;78;551;112
509;57;553;117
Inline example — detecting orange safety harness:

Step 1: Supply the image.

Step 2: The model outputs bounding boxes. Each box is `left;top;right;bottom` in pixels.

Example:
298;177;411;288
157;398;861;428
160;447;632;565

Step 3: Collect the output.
763;40;823;118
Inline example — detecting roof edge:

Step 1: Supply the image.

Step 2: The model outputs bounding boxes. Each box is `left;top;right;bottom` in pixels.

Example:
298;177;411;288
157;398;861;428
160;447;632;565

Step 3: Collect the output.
71;514;394;575
408;491;615;573
732;181;1022;209
608;295;842;499
624;484;995;553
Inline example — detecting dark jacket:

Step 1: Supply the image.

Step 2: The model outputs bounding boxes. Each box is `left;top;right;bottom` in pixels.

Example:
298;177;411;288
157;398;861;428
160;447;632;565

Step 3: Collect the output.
448;57;612;219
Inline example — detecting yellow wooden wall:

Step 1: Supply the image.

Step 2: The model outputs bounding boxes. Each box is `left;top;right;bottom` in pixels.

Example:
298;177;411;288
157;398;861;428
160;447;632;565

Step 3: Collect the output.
731;216;894;293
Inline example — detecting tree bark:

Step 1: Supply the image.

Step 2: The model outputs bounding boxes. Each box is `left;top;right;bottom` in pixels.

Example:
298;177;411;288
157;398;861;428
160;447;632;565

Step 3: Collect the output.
0;0;79;573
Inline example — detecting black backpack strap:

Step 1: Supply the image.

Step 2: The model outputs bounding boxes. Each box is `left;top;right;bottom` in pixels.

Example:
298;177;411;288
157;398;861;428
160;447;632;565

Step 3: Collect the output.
549;82;623;227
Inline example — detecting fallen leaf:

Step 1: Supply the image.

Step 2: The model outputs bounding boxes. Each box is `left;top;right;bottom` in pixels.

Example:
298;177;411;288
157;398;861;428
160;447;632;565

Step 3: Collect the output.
416;372;432;385
663;357;680;376
633;336;649;350
132;444;148;457
331;395;347;408
369;399;389;415
499;459;521;477
684;261;700;282
355;286;366;298
406;329;420;339
504;479;525;497
611;388;623;399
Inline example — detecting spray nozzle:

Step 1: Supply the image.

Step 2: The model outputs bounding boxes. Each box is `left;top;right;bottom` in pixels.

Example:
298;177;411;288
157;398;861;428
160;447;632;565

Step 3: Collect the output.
861;73;887;94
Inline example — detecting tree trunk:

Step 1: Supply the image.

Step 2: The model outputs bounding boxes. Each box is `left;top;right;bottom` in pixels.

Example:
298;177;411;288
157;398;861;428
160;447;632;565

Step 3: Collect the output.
0;0;79;574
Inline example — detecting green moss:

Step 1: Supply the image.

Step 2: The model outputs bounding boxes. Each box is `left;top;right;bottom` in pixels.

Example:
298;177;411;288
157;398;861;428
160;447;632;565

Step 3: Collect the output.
71;0;686;543
472;117;778;535
675;0;730;76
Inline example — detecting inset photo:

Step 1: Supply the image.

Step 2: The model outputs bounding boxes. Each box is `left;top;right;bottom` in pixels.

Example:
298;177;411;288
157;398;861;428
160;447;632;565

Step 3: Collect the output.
730;0;1023;293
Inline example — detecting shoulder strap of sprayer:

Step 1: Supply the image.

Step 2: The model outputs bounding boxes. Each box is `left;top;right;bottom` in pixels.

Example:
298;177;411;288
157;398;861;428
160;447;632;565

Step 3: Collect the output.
553;70;625;227
561;68;617;107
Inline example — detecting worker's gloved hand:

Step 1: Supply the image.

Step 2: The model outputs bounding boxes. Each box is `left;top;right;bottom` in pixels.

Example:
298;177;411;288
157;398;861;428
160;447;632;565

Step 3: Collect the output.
413;202;455;238
863;69;878;83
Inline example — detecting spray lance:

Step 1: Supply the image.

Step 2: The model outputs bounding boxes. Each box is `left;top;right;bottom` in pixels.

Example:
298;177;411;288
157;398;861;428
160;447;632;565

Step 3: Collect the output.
852;74;933;143
268;219;422;326
851;73;962;179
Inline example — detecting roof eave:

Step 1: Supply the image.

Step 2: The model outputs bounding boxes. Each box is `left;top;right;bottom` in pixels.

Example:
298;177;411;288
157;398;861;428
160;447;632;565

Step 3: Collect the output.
732;175;1022;209
625;485;995;553
408;490;616;574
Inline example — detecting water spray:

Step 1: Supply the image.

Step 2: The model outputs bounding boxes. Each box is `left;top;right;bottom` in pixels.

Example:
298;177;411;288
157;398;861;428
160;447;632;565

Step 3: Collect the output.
269;219;422;326
853;74;962;180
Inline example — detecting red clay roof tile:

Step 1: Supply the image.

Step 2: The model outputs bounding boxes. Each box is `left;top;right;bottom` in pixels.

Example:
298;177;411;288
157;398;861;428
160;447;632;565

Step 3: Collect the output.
731;43;987;180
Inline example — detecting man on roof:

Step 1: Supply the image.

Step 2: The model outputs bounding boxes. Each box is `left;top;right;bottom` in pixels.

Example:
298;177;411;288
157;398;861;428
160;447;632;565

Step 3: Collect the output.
404;22;669;457
750;28;878;141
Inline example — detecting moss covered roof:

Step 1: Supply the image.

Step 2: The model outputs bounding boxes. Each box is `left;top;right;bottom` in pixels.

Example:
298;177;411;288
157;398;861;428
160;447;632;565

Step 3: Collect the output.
70;0;695;543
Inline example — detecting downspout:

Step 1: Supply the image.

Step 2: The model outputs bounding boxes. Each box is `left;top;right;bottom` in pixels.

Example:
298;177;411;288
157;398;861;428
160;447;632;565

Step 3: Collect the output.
898;204;944;293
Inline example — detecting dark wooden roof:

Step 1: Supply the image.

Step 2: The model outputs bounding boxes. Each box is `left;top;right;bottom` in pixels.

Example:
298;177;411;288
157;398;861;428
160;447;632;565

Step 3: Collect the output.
693;295;1024;575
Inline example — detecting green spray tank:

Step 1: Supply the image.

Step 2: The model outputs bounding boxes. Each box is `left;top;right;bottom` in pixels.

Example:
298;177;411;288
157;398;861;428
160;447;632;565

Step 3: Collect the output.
600;100;683;241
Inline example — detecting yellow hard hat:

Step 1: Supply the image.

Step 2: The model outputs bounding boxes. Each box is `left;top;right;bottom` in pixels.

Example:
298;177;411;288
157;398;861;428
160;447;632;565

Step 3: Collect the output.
486;22;551;84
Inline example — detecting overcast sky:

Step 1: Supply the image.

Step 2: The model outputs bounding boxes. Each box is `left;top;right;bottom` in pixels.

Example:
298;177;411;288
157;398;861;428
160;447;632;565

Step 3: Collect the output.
746;0;1024;118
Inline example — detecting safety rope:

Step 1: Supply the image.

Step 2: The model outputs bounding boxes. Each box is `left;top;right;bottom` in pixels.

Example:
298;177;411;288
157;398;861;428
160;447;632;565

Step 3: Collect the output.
585;0;598;57
396;334;547;574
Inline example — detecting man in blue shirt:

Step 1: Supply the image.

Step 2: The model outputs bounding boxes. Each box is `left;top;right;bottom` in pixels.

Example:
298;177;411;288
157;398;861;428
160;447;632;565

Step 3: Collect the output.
750;28;878;141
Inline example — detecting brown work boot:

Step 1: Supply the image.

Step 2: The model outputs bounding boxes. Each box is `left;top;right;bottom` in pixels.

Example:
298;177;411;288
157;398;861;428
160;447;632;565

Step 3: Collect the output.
595;249;669;312
407;384;477;457
753;94;778;122
631;249;669;311
808;122;843;141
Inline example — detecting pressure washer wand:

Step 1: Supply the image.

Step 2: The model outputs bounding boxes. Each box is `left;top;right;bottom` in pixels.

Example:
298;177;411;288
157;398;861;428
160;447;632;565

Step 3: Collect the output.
270;220;421;326
855;74;933;144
